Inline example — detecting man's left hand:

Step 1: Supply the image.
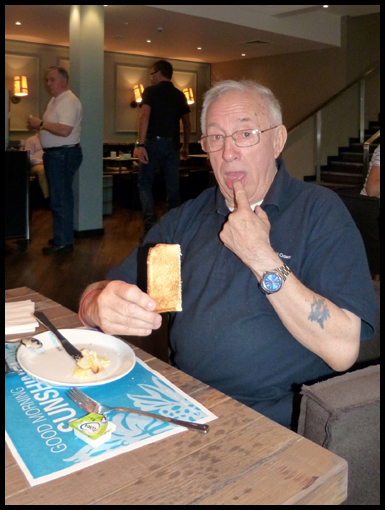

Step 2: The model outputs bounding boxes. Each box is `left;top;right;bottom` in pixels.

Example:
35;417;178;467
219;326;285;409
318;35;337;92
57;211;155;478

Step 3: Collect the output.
27;117;41;131
219;180;281;277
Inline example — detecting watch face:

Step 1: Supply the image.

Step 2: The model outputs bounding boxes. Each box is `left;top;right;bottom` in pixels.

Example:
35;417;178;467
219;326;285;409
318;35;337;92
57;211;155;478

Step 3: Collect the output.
263;273;282;292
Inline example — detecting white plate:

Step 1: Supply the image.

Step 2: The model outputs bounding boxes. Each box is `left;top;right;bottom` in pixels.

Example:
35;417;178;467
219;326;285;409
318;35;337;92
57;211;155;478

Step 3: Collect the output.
17;329;136;387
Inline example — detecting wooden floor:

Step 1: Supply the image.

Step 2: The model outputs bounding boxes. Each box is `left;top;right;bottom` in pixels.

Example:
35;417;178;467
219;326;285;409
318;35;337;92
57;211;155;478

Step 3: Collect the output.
5;204;169;362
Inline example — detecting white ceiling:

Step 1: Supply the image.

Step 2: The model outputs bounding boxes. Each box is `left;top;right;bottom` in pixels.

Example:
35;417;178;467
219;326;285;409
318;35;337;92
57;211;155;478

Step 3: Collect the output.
5;5;380;64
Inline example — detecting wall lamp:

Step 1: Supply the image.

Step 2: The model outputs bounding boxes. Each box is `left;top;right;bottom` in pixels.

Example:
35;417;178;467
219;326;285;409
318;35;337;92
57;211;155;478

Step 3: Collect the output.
183;88;194;105
11;76;28;104
130;84;144;108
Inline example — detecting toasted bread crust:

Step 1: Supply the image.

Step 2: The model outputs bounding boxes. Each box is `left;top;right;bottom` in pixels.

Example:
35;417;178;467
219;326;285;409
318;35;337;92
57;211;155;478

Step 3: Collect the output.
147;244;182;313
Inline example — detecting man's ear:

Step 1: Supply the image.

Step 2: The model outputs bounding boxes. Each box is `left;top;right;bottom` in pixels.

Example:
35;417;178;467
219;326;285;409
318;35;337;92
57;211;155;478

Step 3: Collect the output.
273;125;287;158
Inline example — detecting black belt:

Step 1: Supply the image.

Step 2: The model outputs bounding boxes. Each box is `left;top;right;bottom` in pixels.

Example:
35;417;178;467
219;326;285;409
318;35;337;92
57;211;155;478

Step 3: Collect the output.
146;135;178;142
43;143;80;151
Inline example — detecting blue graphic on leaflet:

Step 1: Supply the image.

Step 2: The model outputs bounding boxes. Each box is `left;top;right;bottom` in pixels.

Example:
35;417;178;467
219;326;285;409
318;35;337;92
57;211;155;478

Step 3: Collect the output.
5;343;213;485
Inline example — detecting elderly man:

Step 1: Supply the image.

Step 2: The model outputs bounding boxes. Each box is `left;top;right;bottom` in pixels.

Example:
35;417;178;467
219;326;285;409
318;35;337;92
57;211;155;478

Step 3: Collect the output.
78;80;376;428
27;66;82;254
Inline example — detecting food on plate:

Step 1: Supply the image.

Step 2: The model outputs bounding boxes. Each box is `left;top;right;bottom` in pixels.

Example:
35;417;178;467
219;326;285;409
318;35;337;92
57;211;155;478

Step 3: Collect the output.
147;244;182;313
72;349;110;378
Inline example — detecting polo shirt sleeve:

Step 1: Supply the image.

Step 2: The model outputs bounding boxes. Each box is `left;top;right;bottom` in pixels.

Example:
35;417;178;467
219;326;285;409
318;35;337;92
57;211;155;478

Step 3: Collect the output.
298;188;377;342
141;86;152;107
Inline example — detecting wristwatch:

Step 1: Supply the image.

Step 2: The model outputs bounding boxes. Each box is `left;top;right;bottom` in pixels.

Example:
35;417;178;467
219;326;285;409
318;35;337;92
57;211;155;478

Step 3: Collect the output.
39;120;44;130
259;264;291;295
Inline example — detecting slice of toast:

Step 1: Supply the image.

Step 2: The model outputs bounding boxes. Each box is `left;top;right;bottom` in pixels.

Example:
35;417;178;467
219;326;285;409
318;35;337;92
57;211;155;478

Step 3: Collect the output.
147;244;182;313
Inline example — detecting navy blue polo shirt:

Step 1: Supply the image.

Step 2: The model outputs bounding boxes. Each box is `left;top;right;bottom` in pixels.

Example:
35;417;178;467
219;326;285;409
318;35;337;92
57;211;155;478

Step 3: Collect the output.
107;158;377;428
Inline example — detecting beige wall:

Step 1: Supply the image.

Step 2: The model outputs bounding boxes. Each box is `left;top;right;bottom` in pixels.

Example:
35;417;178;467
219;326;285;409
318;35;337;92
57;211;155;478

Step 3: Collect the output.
211;45;348;131
5;40;210;144
5;13;379;180
211;13;380;180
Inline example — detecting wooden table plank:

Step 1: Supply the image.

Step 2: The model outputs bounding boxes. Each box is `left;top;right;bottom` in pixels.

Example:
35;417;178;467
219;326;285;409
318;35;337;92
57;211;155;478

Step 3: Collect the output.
5;288;348;505
194;436;347;505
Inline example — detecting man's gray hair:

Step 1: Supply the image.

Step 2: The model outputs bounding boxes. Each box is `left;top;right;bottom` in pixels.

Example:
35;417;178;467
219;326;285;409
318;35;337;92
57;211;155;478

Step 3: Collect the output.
45;66;69;82
201;80;282;135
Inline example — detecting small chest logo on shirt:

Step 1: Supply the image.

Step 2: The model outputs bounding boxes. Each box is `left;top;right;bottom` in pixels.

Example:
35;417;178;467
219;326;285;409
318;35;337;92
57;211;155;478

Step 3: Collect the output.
277;252;292;260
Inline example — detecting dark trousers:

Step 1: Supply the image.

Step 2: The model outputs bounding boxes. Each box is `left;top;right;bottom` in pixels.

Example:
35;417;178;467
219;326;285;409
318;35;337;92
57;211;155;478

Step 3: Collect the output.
43;145;83;245
138;138;180;232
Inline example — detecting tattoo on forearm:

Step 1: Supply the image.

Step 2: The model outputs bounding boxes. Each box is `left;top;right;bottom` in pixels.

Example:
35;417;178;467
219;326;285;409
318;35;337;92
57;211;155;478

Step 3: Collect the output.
308;296;330;329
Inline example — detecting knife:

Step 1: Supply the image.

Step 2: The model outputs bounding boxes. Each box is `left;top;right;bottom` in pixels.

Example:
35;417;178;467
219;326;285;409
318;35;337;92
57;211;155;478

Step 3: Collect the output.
34;311;83;361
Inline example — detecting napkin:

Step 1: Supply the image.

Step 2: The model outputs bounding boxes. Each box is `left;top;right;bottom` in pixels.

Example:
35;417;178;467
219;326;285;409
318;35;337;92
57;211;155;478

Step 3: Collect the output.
5;300;39;335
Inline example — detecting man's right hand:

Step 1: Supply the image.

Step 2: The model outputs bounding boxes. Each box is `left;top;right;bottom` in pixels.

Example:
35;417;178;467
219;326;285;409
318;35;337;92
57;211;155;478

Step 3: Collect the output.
138;146;149;164
82;281;162;337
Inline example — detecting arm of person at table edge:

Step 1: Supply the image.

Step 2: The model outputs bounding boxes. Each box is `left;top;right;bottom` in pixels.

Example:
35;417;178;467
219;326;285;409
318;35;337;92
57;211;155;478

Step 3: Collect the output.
219;180;361;373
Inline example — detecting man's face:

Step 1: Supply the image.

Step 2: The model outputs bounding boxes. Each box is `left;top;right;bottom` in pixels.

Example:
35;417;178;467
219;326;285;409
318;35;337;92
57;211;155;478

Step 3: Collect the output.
45;70;68;98
150;67;161;85
205;90;286;208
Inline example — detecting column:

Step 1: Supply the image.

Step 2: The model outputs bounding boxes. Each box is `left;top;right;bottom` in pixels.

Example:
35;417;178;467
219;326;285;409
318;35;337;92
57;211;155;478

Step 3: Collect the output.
69;5;104;237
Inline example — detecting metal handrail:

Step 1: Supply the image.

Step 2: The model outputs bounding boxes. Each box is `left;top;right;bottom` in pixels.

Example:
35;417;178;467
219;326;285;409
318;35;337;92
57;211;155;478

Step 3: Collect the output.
287;63;379;133
287;63;380;182
363;129;380;178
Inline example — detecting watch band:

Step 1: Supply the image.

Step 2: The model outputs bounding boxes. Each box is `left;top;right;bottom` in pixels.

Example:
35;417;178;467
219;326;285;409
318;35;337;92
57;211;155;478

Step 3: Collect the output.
273;264;291;280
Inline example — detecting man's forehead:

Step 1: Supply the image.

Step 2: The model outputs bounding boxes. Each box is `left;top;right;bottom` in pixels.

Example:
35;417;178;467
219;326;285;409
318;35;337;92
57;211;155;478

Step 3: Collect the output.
46;70;59;78
207;91;268;125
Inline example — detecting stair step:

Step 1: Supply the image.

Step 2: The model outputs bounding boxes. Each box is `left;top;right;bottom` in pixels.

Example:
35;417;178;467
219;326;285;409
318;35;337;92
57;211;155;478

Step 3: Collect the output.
348;143;379;153
320;113;379;190
320;172;363;185
338;152;364;163
315;182;359;191
329;161;363;173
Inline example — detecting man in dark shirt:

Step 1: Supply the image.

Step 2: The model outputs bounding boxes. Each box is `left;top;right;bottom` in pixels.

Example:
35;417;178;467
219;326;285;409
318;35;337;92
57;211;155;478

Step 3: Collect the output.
78;80;377;429
137;60;191;234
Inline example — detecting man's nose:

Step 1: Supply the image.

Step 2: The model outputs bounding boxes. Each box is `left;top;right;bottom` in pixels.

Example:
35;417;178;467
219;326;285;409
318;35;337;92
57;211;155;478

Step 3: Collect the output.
222;135;239;161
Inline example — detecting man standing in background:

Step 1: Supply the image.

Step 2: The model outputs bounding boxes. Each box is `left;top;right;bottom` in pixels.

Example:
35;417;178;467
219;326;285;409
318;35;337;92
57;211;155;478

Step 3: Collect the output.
27;66;82;254
137;60;191;237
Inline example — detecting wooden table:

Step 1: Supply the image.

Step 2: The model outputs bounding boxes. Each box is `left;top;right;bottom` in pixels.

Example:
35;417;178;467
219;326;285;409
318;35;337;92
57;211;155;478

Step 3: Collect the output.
5;288;348;505
103;157;139;174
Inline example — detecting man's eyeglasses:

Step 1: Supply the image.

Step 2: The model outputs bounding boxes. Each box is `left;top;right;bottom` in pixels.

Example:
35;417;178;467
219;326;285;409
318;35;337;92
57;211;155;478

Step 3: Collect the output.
199;126;278;153
150;70;159;75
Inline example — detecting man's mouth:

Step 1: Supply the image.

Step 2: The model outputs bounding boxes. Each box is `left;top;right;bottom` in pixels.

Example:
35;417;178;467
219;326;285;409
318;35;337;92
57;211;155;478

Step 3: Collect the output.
224;172;247;190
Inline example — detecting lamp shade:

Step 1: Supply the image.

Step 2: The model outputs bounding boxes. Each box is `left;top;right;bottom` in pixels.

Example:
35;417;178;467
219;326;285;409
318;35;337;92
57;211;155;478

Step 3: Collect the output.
183;88;194;105
134;84;144;103
14;76;28;97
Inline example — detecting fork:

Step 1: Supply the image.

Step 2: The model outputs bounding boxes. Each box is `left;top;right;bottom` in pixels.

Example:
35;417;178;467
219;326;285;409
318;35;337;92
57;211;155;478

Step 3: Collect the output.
67;387;209;434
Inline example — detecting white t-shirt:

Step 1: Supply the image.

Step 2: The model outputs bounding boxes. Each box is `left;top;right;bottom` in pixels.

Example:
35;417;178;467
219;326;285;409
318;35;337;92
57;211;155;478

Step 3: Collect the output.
40;90;82;148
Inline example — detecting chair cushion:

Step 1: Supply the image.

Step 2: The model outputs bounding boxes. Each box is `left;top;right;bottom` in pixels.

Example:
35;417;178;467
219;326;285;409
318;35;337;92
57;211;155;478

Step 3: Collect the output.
297;365;380;505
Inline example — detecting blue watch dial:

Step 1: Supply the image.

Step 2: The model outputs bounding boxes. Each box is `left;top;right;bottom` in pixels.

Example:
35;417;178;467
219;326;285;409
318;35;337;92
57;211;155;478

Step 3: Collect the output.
264;273;282;292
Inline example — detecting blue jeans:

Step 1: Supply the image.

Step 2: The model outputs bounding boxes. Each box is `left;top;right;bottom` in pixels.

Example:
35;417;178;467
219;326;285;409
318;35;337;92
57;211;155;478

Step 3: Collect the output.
43;145;83;245
138;138;181;232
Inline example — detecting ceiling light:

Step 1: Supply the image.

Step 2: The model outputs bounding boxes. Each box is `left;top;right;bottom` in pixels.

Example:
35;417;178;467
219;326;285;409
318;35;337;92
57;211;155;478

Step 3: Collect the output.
147;40;151;43
15;21;21;25
323;5;329;8
197;47;202;50
242;54;246;57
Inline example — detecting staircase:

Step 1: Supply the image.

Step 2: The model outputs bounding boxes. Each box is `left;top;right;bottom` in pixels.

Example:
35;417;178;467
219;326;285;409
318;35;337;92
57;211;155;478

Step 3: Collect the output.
319;114;380;190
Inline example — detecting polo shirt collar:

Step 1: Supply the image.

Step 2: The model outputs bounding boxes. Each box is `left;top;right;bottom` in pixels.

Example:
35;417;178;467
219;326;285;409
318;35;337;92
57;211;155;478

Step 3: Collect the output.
262;157;292;212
